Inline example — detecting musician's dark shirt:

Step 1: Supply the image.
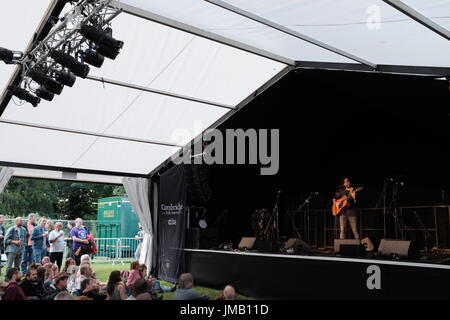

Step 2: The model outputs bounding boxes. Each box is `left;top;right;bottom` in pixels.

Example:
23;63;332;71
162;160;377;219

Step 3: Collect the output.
335;186;356;208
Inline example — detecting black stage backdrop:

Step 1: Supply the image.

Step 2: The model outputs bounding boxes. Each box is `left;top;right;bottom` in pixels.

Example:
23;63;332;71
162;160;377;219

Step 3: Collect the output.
157;165;186;283
182;70;450;248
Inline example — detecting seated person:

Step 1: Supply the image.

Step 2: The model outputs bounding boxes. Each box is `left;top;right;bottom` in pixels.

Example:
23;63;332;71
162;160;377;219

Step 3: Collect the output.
127;261;142;287
215;285;237;300
41;256;51;265
127;278;152;300
173;273;208;300
2;268;27;300
42;263;55;291
43;272;69;300
81;278;107;300
19;265;45;300
73;264;92;295
54;291;74;300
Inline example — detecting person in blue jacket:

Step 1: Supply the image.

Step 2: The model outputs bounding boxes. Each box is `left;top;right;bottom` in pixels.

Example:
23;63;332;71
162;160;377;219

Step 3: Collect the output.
31;217;49;264
4;217;27;274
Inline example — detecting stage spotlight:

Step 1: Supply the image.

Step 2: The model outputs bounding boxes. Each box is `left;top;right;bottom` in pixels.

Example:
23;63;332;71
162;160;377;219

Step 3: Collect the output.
96;44;121;60
80;25;124;57
35;87;55;102
28;70;64;95
0;47;13;61
0;47;23;63
54;70;76;87
8;86;40;107
81;49;104;68
50;50;90;78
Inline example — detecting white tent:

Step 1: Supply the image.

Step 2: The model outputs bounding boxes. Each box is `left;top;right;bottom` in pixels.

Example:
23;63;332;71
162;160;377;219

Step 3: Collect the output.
0;0;449;183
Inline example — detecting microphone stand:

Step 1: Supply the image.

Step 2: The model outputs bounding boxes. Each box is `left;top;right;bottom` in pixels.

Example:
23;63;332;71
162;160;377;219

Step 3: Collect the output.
293;192;317;241
413;210;430;252
263;191;281;242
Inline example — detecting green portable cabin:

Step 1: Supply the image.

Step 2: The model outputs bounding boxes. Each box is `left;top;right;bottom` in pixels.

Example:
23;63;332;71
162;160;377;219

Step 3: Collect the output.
96;197;139;238
96;197;140;259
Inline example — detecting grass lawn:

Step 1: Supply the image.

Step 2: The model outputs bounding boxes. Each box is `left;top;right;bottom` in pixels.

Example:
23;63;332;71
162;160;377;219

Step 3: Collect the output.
91;260;254;300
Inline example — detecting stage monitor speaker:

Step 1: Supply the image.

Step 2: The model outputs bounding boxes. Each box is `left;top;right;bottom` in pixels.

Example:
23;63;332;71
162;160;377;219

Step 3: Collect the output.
238;237;256;250
334;239;361;253
285;238;311;250
340;244;366;257
378;239;411;258
185;228;200;249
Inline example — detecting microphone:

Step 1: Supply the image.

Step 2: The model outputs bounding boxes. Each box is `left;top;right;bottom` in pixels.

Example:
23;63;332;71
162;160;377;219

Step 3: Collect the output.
311;192;319;195
385;178;394;181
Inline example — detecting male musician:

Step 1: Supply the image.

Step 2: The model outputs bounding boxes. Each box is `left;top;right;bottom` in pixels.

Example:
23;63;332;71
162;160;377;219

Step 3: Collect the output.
333;178;360;240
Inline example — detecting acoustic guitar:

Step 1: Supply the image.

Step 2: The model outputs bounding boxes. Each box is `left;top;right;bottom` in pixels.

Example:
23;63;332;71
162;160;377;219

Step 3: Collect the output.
331;186;364;216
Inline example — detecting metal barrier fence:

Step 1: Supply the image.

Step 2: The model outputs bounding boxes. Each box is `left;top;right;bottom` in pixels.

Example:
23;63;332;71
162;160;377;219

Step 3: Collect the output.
92;238;140;264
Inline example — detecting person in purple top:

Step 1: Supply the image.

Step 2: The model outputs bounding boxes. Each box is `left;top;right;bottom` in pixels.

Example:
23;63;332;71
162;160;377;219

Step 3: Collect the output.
69;218;89;265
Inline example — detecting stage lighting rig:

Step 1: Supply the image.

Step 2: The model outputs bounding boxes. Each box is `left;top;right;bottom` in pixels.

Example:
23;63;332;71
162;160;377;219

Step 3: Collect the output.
5;0;123;107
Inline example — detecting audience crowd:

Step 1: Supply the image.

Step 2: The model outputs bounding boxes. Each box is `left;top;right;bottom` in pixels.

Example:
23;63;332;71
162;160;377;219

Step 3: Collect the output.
0;214;237;301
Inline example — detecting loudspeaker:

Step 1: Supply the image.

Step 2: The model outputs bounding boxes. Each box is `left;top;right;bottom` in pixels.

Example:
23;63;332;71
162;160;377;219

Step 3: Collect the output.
185;228;200;249
283;238;311;250
340;244;366;257
334;239;361;253
238;237;256;250
256;240;279;253
378;239;411;258
185;164;213;205
199;228;220;249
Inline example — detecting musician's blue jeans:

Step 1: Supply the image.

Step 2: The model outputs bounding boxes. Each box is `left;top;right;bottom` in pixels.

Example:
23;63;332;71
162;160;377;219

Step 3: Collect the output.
339;209;359;240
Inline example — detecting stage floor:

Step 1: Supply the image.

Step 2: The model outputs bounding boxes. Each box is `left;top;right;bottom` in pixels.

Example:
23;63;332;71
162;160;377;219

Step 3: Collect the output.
184;249;450;299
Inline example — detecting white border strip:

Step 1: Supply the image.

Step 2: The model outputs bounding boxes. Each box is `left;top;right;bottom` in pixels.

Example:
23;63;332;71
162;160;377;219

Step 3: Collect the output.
184;248;450;270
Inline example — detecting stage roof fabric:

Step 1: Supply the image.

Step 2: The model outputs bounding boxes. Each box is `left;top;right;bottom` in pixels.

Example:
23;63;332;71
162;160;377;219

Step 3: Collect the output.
0;0;449;183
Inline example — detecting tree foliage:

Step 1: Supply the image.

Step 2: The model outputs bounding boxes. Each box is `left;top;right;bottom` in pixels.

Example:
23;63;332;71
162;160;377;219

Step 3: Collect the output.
0;178;126;220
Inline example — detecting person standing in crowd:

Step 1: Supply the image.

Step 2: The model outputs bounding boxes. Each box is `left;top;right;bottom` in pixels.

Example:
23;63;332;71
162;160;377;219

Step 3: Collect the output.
134;222;144;261
31;217;48;264
0;215;5;259
65;220;75;259
19;264;44;300
70;218;89;265
2;267;27;300
49;222;65;270
4;217;27;273
21;213;36;275
45;220;53;256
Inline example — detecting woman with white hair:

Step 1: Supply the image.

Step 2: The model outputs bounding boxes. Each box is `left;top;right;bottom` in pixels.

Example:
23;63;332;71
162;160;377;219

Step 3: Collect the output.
48;222;65;270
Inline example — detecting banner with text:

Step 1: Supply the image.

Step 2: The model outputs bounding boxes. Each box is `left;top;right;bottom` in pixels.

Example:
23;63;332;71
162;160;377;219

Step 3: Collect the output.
157;165;186;283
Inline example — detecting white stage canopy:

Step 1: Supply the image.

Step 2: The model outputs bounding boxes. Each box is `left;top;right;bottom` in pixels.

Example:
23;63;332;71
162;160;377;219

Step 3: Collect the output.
0;0;449;183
